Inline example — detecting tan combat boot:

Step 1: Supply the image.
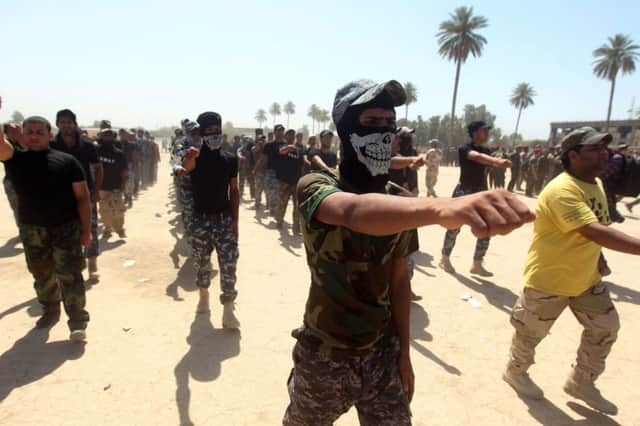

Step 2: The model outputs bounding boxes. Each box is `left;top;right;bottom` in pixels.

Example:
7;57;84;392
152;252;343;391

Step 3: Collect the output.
502;367;544;400
439;255;456;274
564;369;618;415
470;260;494;277
196;288;210;314
222;302;240;329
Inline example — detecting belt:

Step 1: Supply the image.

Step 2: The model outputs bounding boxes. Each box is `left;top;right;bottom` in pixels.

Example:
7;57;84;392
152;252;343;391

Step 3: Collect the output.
195;210;229;221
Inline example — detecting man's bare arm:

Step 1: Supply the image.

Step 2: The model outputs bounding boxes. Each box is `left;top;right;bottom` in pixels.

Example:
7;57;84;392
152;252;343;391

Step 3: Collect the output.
578;222;640;255
229;177;240;237
314;189;535;239
72;181;92;247
0;125;15;161
468;150;511;169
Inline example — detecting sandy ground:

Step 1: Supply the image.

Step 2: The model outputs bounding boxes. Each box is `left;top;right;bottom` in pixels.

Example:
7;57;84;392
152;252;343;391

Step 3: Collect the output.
1;153;639;426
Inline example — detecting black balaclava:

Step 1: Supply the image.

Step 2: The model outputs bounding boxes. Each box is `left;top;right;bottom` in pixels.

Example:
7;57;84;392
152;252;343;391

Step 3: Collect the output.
337;92;396;193
196;112;222;150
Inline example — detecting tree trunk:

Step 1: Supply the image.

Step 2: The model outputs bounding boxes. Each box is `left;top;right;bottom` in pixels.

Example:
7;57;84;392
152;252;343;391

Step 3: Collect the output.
605;77;616;131
405;104;409;121
287;114;290;128
448;59;462;147
513;106;523;147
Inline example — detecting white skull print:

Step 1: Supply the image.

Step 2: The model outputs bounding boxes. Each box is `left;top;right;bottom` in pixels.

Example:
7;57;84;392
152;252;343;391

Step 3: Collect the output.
349;132;394;176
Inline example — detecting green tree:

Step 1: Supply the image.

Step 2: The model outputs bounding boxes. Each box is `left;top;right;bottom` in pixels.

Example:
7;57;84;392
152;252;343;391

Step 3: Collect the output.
298;125;310;139
222;121;234;136
403;82;418;120
510;82;536;144
592;34;639;130
269;102;282;126
11;110;24;124
308;104;320;134
317;109;330;131
255;109;267;127
283;101;296;128
437;6;488;146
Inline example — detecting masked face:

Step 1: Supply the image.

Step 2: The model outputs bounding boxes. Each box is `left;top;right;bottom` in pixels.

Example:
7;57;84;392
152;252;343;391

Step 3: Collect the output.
349;131;394;176
202;134;222;150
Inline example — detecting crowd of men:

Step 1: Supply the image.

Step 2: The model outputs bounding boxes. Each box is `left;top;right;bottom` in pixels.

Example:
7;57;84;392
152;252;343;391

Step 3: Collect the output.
3;78;640;424
0;109;160;341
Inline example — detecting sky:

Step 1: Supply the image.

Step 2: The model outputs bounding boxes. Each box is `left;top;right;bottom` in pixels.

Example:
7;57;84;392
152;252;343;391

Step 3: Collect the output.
1;0;639;139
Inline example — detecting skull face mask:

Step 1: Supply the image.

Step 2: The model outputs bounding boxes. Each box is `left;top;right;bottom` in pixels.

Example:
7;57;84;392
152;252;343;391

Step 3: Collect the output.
349;131;395;176
202;134;222;151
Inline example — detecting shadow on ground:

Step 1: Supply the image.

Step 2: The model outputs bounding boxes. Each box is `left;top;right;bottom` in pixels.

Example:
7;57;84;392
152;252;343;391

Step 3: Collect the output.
514;394;620;426
604;281;640;305
0;236;23;258
410;303;461;376
452;273;518;315
0;327;86;402
174;314;241;426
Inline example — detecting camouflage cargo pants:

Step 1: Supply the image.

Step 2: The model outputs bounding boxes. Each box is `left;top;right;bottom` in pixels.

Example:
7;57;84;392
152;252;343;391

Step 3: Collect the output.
272;180;300;231
190;212;239;304
441;185;490;260
99;190;126;233
264;169;277;213
180;177;194;238
239;166;255;199
425;170;438;197
508;283;620;379
254;172;265;208
283;336;411;426
84;201;100;258
18;221;90;330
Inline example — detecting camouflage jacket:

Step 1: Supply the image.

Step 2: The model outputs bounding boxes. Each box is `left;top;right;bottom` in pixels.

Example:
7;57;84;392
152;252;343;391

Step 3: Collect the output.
294;171;419;355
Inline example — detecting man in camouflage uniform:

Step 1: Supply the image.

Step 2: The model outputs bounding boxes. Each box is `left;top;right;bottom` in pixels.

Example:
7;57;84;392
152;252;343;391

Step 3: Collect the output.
182;112;240;328
284;80;535;425
172;122;201;239
0;117;91;341
255;124;287;215
251;135;267;210
271;129;304;232
524;146;540;197
503;127;640;416
425;139;442;197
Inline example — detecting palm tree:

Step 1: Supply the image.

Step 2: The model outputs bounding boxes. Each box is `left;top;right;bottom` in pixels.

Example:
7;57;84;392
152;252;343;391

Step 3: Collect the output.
510;83;536;144
283;101;296;128
437;6;488;146
404;82;418;120
308;104;320;134
255;109;267;127
592;34;639;130
317;109;330;130
269;102;282;126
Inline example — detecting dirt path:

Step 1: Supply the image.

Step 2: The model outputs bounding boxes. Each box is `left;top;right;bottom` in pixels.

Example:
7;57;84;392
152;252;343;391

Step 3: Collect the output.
1;155;639;425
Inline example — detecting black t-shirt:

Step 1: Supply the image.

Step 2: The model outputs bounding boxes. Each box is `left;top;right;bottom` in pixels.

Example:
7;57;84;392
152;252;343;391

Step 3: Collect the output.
264;141;286;170
458;142;491;190
51;134;99;190
98;144;128;191
389;148;418;191
3;149;85;226
308;149;338;171
275;145;304;185
190;147;239;214
241;141;256;167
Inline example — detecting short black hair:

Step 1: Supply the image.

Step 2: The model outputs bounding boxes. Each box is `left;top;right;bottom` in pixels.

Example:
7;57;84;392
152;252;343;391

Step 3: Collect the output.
56;109;77;125
561;146;582;170
23;116;52;132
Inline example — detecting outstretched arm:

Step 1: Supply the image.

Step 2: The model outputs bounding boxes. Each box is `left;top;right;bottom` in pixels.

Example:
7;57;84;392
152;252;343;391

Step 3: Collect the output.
314;189;535;239
578;222;640;255
468;150;511;169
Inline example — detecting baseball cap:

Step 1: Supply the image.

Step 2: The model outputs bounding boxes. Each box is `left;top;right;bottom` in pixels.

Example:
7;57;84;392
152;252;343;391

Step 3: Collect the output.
319;129;334;138
396;126;415;137
467;121;492;135
185;122;200;133
560;127;612;155
429;139;440;145
332;79;407;127
274;124;285;132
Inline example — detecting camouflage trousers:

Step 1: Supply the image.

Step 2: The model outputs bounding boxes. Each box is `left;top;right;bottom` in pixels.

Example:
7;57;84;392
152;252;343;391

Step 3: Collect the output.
99;191;126;233
84;201;100;258
180;177;194;238
254;172;265;208
239;167;255;199
190;212;239;304
508;283;620;379
442;185;490;260
284;336;411;426
425;170;438;197
264;169;277;213
18;221;90;330
3;176;19;225
272;180;300;231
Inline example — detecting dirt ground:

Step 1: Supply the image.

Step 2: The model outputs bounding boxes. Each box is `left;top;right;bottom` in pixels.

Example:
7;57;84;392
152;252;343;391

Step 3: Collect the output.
1;154;639;426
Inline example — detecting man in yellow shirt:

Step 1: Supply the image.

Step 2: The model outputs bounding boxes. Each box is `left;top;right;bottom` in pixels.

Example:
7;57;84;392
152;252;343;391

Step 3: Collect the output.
503;127;640;416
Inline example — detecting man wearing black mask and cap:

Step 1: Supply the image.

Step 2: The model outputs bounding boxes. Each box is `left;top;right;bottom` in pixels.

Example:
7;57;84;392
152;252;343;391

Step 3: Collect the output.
283;80;535;425
182;111;240;329
389;126;420;195
438;120;512;277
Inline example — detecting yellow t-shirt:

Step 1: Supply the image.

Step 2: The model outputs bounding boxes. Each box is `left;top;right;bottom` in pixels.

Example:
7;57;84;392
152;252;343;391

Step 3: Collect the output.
524;172;611;297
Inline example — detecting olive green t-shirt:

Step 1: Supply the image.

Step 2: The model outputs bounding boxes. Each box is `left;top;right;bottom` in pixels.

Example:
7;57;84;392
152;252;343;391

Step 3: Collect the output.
295;171;419;354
